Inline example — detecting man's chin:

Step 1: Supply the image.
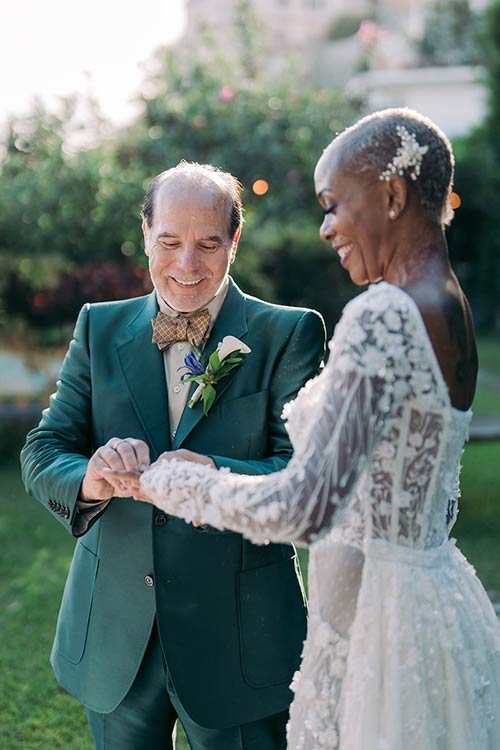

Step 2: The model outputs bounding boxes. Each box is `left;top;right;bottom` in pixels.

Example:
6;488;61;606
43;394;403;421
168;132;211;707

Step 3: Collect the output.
161;292;209;314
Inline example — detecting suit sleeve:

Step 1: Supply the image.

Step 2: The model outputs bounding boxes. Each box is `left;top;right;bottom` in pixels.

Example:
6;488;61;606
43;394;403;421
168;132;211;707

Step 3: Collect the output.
20;305;108;535
208;310;326;476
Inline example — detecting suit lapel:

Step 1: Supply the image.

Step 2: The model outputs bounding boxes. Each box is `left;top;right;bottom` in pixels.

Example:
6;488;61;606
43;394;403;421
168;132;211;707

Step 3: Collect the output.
116;293;172;458
173;278;249;448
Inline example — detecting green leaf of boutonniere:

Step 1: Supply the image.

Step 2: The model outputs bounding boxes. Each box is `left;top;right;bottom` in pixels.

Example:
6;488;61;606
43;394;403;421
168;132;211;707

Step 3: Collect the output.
202;383;217;415
177;335;252;416
208;349;221;372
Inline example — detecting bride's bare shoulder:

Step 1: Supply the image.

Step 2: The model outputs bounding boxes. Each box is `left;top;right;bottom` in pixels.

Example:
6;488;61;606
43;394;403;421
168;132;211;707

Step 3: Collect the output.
402;277;478;409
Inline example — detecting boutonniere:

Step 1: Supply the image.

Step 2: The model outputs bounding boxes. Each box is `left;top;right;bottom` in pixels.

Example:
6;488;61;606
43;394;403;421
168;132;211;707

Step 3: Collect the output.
178;335;251;416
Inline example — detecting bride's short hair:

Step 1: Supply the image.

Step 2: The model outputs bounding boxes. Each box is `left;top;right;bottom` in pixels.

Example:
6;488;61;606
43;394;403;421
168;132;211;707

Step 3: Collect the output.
330;107;455;226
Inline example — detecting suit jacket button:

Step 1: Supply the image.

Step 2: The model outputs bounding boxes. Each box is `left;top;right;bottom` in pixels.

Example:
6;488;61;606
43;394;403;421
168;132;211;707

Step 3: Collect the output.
154;515;167;526
144;575;154;587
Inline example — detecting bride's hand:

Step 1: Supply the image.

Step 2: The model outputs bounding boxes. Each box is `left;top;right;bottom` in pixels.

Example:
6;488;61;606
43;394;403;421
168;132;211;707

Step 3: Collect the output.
103;463;203;527
156;449;215;468
153;451;213;525
102;468;153;504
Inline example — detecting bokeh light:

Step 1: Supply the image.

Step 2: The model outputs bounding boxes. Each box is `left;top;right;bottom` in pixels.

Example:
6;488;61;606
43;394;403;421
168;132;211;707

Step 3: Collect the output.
148;126;163;140
121;241;136;257
450;192;462;209
252;179;269;196
192;114;207;128
268;96;282;110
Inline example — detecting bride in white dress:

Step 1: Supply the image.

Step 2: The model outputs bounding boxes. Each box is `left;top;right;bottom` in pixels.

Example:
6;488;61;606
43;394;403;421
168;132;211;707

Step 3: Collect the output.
107;108;500;749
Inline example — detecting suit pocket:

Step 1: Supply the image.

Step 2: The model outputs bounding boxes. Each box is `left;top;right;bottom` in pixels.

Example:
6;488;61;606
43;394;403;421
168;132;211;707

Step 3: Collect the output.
216;389;269;459
237;556;307;688
218;389;268;417
54;542;99;665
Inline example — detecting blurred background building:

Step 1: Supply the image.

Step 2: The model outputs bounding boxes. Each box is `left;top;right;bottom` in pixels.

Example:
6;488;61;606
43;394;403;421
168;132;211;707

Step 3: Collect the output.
183;0;490;136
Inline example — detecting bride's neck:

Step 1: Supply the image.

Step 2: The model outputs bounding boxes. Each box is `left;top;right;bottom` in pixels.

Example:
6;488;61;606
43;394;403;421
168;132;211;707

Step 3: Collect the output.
384;226;451;288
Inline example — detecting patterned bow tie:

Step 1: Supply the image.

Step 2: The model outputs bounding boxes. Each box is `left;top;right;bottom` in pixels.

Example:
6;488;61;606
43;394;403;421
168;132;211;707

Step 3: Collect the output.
151;308;211;351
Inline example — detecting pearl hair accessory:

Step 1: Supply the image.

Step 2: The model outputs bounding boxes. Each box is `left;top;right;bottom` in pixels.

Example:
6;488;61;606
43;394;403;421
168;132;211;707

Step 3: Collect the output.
380;126;429;182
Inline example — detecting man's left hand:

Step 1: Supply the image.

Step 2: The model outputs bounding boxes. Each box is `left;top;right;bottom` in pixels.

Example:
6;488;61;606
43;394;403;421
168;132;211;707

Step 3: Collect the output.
104;449;214;525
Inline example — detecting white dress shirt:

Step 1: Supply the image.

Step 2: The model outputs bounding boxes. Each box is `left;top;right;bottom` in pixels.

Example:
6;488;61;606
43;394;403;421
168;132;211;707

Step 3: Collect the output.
157;276;229;440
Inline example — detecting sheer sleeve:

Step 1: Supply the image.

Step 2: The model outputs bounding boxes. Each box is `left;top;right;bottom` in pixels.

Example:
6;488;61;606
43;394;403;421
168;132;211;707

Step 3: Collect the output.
141;290;405;546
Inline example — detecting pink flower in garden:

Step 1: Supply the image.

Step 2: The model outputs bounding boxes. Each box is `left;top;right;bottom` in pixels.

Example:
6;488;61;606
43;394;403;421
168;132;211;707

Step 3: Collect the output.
357;20;387;47
218;85;236;103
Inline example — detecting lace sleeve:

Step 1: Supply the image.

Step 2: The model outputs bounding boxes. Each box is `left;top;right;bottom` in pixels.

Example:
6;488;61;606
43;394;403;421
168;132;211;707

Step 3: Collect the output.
141;289;406;546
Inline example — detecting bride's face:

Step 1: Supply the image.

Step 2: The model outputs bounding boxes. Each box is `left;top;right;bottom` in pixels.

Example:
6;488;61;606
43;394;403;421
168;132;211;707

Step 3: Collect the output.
314;149;387;286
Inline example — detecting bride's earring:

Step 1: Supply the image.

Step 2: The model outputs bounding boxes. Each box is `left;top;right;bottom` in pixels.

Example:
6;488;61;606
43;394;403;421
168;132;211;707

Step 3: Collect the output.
389;209;396;219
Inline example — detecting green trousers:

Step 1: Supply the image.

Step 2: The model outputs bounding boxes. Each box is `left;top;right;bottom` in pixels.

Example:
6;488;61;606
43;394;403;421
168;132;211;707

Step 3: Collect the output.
86;622;288;750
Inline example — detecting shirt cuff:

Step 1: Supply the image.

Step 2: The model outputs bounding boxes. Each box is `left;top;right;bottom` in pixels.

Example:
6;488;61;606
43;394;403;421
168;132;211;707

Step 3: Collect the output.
73;499;110;536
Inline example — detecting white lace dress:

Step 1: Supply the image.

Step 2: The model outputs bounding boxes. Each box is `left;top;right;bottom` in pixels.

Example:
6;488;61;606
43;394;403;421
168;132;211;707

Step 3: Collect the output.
142;281;500;750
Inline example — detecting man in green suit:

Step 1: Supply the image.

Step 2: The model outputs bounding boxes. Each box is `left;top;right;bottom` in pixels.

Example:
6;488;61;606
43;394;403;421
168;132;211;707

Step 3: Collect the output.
21;162;326;749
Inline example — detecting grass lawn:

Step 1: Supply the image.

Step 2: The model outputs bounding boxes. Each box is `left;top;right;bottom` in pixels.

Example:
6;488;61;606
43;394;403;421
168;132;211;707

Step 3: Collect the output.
1;439;499;749
473;336;500;417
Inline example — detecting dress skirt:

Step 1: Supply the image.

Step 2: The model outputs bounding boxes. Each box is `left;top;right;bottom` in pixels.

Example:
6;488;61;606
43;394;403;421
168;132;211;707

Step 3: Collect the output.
288;539;500;750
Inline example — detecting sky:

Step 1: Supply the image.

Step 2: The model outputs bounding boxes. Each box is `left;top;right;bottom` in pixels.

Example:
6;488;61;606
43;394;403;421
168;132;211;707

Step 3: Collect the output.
0;0;187;128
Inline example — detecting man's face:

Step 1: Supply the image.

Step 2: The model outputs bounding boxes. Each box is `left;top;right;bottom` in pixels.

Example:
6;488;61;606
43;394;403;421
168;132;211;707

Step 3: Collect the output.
143;177;240;313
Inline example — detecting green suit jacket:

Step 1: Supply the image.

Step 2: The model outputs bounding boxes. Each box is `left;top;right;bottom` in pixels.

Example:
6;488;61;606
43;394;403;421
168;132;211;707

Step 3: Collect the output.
21;278;326;728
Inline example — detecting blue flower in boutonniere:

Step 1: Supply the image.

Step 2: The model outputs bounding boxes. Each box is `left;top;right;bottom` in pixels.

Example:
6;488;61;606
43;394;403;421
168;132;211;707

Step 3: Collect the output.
178;335;251;416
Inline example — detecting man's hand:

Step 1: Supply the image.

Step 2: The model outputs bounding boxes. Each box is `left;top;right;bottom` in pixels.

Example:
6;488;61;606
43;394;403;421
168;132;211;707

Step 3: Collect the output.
80;438;151;502
103;450;214;523
156;449;215;468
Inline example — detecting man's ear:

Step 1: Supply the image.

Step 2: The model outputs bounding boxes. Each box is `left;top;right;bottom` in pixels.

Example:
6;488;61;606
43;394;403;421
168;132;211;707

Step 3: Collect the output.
142;219;150;256
229;225;241;263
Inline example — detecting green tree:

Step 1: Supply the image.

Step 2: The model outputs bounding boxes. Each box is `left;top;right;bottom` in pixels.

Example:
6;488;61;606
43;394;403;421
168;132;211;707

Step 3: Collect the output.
418;0;483;66
447;0;500;331
0;45;359;339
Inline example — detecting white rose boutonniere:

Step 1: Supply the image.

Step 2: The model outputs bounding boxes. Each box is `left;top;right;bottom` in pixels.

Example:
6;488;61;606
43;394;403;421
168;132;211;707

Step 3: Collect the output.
178;336;251;416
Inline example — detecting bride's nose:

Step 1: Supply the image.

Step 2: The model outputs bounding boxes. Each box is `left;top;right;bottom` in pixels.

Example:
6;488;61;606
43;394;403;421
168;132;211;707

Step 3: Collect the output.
320;214;336;242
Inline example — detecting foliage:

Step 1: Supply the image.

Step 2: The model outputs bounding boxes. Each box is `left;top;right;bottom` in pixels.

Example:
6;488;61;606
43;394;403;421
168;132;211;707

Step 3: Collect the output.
3;262;152;328
327;14;369;42
446;0;500;331
0;103;143;267
482;0;500;146
0;408;41;463
0;42;359;341
447;134;500;331
418;0;483;66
